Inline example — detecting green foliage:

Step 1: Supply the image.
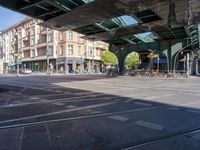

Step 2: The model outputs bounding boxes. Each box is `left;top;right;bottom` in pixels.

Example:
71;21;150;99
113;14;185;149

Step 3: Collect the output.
102;50;118;65
126;52;139;69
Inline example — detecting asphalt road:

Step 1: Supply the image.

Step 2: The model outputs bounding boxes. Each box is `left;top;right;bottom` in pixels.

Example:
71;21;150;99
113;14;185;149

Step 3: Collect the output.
0;75;200;150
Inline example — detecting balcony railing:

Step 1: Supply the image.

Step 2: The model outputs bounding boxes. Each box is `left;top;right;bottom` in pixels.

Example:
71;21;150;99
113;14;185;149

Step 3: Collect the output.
37;40;47;45
40;29;47;35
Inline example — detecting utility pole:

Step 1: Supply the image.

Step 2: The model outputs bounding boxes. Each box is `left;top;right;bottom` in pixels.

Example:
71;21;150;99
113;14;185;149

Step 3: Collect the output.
186;53;190;77
46;48;50;75
157;57;160;73
15;53;22;76
92;40;95;73
17;56;19;76
47;56;50;74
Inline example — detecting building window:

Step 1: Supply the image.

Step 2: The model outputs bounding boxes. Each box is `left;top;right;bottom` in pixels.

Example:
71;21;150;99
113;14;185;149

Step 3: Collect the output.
37;48;46;56
24;51;30;58
67;31;73;40
19;32;22;39
30;38;35;46
60;45;64;56
48;33;53;42
77;33;81;42
37;28;40;34
88;46;94;56
30;28;35;35
96;49;99;57
31;49;35;57
48;46;54;56
78;46;81;56
60;32;64;41
68;45;73;55
18;42;22;48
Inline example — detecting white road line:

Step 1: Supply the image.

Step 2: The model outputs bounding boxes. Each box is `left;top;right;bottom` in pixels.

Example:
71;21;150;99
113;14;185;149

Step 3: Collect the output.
108;115;129;121
134;102;152;107
19;88;26;93
0;105;166;130
2;83;94;96
143;94;174;100
30;97;39;100
53;102;65;106
191;132;200;141
0;93;105;108
65;105;78;109
81;109;102;114
167;107;180;110
55;90;63;93
16;93;23;95
187;109;200;114
18;127;24;150
134;120;164;131
45;124;52;147
180;101;200;106
0;102;116;125
90;110;102;114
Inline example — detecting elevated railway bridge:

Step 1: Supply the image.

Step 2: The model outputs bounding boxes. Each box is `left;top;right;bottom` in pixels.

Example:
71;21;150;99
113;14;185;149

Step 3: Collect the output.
1;0;200;75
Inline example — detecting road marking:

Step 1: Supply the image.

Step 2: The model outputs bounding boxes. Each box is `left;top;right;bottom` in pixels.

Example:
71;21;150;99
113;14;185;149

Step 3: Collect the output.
187;109;200;114
8;91;15;94
191;132;200;141
18;127;24;150
143;94;174;100
30;97;39;100
45;89;54;92
90;110;102;114
167;107;180;110
45;124;52;147
65;105;78;109
134;120;164;131
80;109;102;114
134;102;152;107
124;100;131;103
55;90;63;93
16;93;23;95
0;102;116;125
108;115;129;121
0;93;105;108
53;102;65;106
19;88;26;93
0;106;166;130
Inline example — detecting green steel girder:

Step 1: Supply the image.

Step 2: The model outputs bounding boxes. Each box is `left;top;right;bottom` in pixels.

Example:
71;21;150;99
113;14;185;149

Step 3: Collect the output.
0;0;90;21
110;38;192;73
0;0;199;50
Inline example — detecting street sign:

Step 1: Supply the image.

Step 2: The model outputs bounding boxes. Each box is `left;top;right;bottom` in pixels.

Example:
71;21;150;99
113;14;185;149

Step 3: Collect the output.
15;53;22;57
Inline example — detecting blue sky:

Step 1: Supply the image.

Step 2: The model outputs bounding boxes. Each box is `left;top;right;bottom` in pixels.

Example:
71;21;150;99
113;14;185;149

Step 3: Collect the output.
0;6;26;31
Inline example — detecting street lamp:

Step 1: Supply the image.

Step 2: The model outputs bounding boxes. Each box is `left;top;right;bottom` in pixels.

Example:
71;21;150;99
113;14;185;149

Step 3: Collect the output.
14;53;22;76
46;48;50;75
92;40;95;73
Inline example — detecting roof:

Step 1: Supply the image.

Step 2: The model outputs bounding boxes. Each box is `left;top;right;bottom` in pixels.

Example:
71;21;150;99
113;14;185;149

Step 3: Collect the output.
0;0;199;45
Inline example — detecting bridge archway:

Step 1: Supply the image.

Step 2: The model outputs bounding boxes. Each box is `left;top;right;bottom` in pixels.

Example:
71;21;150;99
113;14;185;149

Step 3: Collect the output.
102;50;119;71
123;49;168;74
125;52;140;70
173;44;194;75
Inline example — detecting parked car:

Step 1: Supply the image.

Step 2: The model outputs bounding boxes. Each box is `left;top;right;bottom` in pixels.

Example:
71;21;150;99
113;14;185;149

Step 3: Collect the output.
20;69;32;74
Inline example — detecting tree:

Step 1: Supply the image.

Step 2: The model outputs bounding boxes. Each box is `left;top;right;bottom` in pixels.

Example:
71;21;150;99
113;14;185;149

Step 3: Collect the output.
126;52;139;69
102;50;118;65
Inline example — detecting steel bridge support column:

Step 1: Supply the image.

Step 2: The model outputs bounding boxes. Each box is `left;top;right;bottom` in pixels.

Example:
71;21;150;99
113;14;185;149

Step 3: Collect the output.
110;39;189;75
118;55;126;75
110;46;128;75
164;40;187;73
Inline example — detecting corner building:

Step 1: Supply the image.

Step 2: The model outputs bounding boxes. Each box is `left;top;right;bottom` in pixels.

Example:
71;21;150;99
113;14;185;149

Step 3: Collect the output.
14;17;108;74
